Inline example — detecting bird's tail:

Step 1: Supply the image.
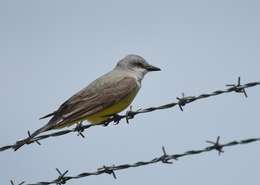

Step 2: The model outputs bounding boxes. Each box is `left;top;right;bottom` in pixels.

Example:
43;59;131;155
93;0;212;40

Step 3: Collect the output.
29;124;53;138
31;113;61;138
14;125;50;151
14;116;59;151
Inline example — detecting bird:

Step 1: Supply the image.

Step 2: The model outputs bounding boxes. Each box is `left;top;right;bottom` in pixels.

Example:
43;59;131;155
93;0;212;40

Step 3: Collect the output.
30;54;161;138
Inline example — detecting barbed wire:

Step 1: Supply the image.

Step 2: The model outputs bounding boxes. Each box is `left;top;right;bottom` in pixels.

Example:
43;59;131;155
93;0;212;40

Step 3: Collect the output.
11;136;259;185
10;180;25;185
1;77;259;152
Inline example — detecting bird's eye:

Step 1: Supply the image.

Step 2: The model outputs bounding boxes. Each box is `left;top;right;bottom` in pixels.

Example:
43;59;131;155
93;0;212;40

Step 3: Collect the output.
135;61;144;68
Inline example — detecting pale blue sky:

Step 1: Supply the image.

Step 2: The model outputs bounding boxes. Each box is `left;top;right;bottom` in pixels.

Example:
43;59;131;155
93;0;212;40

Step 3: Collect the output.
0;0;260;185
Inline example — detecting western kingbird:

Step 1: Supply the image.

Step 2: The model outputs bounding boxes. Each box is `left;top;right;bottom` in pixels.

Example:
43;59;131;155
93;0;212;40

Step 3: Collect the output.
30;54;161;138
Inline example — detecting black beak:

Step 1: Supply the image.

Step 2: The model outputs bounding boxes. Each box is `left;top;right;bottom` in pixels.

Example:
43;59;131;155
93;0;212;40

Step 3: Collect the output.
145;64;161;71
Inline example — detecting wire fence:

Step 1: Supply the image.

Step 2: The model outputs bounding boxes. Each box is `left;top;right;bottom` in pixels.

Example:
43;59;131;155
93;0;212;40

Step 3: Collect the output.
1;77;260;152
11;136;260;185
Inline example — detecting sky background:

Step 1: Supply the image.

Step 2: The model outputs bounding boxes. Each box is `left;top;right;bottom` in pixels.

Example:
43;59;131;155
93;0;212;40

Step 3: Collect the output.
0;0;260;185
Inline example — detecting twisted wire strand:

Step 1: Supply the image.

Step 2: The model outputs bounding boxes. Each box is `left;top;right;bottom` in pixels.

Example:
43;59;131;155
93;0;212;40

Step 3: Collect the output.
16;136;259;185
1;77;259;152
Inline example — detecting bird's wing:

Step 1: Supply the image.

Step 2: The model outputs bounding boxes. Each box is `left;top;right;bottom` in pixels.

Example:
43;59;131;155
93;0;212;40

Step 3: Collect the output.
43;75;138;129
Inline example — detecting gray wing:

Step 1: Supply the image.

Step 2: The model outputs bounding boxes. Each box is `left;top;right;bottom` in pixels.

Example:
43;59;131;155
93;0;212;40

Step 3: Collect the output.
41;75;138;130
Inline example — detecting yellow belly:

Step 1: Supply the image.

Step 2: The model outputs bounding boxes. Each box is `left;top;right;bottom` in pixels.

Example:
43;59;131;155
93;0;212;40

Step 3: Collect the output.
86;89;138;124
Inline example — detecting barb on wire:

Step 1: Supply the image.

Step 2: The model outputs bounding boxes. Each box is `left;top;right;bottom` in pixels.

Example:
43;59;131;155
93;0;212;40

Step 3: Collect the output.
54;168;69;185
10;180;25;185
206;136;224;156
1;77;259;152
22;136;260;185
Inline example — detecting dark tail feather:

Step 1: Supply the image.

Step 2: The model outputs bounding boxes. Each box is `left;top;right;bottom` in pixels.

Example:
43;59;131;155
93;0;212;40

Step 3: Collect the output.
14;125;51;151
33;114;61;137
39;111;56;120
14;116;59;151
29;114;61;138
29;124;53;138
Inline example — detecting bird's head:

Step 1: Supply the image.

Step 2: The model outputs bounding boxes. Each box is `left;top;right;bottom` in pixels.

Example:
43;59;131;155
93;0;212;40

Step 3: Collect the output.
115;54;161;79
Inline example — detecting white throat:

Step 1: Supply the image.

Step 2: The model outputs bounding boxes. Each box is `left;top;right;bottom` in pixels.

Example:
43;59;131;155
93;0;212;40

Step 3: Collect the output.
115;67;147;86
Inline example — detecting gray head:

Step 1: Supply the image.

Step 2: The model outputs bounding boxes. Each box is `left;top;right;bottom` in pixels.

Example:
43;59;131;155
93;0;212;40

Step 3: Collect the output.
115;55;161;77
